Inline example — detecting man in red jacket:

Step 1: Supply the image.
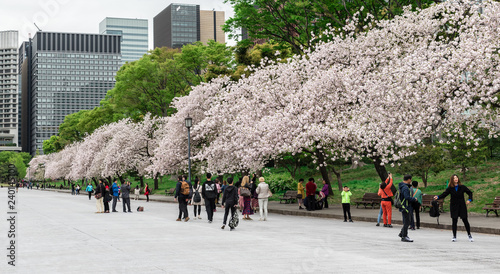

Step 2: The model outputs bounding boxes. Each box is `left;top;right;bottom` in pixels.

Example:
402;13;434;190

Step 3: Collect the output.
305;178;317;211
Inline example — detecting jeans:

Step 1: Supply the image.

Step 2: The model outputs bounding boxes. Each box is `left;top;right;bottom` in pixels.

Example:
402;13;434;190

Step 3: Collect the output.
258;198;268;219
400;211;410;238
410;204;420;228
205;198;216;221
193;205;201;217
178;198;188;219
122;197;131;212
342;203;352;221
112;196;118;211
377;207;383;223
381;201;392;225
223;204;237;225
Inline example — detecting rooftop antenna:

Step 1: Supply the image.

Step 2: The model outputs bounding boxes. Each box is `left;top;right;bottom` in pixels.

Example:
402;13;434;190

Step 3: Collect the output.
34;23;42;32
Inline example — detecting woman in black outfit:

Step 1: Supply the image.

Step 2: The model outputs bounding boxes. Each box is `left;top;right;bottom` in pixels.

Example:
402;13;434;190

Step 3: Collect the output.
434;174;474;242
104;181;112;213
221;177;239;231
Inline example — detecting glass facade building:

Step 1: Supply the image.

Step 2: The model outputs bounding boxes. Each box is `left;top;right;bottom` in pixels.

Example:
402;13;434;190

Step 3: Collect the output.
20;32;121;155
100;17;148;64
154;4;200;49
0;30;20;151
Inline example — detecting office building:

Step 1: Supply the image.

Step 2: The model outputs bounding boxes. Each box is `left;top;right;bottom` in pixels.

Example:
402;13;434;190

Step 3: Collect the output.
154;3;225;49
0;30;21;151
99;17;148;63
20;31;122;155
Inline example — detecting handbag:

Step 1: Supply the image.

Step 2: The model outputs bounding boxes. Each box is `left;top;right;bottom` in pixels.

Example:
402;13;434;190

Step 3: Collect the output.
267;189;273;197
240;187;251;197
95;193;102;199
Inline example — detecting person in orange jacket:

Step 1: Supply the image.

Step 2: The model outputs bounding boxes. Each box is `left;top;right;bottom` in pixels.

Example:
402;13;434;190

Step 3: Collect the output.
378;173;394;227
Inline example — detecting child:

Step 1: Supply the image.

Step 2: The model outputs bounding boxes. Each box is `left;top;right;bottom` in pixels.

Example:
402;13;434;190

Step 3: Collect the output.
341;186;353;222
297;179;305;209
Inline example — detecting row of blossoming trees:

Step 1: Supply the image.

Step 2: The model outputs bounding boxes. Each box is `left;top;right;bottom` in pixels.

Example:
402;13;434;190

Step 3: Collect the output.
28;1;500;190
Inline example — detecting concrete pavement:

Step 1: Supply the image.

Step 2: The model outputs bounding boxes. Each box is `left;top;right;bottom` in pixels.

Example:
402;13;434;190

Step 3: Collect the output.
1;188;500;273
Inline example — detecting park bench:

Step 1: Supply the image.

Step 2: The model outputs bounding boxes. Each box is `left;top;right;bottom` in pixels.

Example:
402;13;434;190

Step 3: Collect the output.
421;194;444;212
279;190;298;204
354;193;381;209
483;197;500;217
165;188;175;196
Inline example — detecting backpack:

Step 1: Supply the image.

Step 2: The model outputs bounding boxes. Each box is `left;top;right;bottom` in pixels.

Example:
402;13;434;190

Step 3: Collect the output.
394;189;402;209
181;181;190;196
429;200;440;218
193;187;201;203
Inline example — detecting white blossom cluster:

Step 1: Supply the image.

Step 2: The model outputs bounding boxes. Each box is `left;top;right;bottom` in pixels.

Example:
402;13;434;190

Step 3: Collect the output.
28;1;500;180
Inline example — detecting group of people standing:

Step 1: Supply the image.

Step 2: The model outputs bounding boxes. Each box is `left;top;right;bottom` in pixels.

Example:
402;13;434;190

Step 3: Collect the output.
174;173;273;231
297;178;332;211
90;179;135;213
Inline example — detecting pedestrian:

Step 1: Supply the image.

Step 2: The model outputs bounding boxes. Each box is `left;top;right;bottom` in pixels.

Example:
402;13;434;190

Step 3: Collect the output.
434;174;474;242
121;181;132;213
202;173;217;223
398;175;417;242
104;181;112;213
192;177;203;219
111;179;120;212
175;175;192;222
71;183;75;195
305;178;317;211
240;175;254;220
134;185;140;200
237;177;244;211
86;182;94;200
321;180;330;208
410;181;422;230
341;186;353;222
215;178;222;205
256;177;271;221
144;183;151;202
95;180;104;213
221;177;239;230
36;182;39;190
297;178;305;210
76;184;80;195
378;173;394;228
221;180;227;202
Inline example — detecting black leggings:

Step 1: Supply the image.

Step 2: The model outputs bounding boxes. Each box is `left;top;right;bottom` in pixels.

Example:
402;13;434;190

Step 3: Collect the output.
193;205;201;216
452;217;471;237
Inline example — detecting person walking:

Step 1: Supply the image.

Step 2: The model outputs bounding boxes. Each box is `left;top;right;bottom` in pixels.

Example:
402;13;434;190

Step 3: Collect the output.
121;181;132;213
86;183;94;200
297;178;305;210
434;174;474;242
341;186;353;222
378;173;394;228
221;177;239;231
144;183;151;202
305;178;317;211
95;180;104;213
409;181;423;230
192;178;203;219
175;175;192;222
256;177;272;221
202;173;217;223
240;175;254;220
398;175;417;242
134;185;140;200
111;179;120;212
321;180;330;209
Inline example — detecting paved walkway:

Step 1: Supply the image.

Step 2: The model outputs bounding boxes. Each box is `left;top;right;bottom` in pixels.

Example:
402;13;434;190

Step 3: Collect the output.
40;187;500;235
1;188;500;273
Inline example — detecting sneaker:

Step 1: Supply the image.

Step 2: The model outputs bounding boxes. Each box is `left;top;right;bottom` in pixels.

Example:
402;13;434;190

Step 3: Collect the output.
398;232;402;238
198;216;202;219
230;228;234;231
185;217;190;222
176;218;181;221
263;218;267;221
401;237;414;242
468;235;474;242
208;220;212;223
452;237;457;242
383;224;388;227
387;224;393;228
343;220;347;222
221;225;225;230
259;218;263;221
349;220;353;223
376;223;380;226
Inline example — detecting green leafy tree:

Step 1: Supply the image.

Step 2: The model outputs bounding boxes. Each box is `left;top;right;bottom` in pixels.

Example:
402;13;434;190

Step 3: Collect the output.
224;0;438;54
395;143;447;187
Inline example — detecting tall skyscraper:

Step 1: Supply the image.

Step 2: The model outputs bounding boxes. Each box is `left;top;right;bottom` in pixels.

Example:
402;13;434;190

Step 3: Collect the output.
0;30;21;151
99;17;149;63
154;3;225;49
20;31;122;155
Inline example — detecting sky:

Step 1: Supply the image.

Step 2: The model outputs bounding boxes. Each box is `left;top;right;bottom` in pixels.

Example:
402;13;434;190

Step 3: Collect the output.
0;0;236;48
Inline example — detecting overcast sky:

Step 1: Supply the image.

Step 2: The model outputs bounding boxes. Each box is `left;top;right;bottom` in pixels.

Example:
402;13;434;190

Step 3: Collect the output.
0;0;236;48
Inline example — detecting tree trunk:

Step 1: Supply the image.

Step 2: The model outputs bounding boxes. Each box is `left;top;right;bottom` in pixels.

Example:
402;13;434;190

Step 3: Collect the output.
117;173;125;184
107;176;113;185
331;167;342;191
139;176;145;189
421;171;428;188
92;177;97;185
372;156;388;182
63;178;66;186
154;173;159;190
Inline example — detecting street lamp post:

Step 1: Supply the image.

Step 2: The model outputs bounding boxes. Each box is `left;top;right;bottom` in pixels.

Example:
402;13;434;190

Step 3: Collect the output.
185;116;193;183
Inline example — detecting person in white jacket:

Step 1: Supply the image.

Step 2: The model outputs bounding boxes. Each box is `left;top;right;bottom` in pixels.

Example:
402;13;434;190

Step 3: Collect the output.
255;177;272;221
